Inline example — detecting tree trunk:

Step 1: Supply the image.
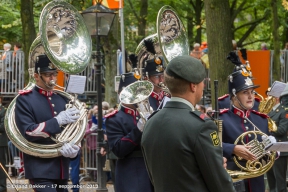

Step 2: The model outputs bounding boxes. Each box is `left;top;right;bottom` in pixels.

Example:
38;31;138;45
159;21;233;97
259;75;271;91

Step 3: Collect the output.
204;0;234;107
103;20;118;107
20;0;36;85
271;0;281;81
137;0;148;44
194;0;203;44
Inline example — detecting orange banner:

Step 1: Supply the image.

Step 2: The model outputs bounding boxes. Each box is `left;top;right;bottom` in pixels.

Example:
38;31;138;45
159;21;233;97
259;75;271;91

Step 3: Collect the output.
102;0;123;9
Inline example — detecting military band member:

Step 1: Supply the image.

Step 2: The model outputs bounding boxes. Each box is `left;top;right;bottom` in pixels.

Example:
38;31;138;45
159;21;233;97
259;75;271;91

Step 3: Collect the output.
142;56;235;192
15;55;80;192
266;86;288;192
220;69;276;192
105;73;153;192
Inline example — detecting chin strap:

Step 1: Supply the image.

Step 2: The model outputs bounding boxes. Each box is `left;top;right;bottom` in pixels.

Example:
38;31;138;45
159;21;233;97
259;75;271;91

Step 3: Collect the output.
232;88;254;111
37;69;54;89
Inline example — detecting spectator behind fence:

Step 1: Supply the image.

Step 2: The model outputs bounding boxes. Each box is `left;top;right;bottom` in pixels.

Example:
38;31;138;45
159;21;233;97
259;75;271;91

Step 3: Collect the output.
2;43;12;84
190;43;203;60
260;43;268;50
12;43;22;91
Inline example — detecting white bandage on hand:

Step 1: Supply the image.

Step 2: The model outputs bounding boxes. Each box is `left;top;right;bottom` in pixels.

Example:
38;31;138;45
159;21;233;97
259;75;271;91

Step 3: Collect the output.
262;135;276;150
54;107;80;125
60;143;80;158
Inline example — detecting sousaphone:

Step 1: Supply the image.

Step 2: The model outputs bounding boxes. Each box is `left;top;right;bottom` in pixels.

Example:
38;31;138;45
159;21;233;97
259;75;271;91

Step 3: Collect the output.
135;5;189;68
5;0;92;158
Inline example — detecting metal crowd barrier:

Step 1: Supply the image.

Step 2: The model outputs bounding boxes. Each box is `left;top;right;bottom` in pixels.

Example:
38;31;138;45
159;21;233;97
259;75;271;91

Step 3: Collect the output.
0;50;25;97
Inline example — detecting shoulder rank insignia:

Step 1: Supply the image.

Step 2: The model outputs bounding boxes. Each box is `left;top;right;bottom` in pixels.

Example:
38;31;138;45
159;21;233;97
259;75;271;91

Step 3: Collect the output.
251;110;269;118
218;94;229;100
220;108;229;114
210;131;220;146
104;110;118;118
19;89;32;95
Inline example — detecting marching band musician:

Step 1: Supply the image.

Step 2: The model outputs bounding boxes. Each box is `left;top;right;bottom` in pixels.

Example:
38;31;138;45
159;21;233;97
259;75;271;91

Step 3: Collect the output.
220;69;276;192
142;56;235;192
105;73;153;192
266;85;288;192
14;55;80;192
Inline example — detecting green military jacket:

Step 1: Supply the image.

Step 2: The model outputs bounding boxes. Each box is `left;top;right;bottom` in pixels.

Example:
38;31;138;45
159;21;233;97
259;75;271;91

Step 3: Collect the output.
0;105;7;147
268;104;288;156
142;101;235;192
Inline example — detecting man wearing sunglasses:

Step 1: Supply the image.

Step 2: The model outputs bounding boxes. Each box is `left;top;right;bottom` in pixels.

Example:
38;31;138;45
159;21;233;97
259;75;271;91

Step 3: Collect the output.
144;56;171;110
14;54;80;192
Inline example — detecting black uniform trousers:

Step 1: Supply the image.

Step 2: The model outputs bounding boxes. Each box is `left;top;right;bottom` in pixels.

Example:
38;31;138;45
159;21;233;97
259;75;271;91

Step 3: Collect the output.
266;156;288;192
29;179;68;192
0;146;7;191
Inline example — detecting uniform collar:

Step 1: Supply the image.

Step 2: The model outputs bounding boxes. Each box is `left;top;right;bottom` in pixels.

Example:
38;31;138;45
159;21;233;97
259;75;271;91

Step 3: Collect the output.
35;85;54;96
232;105;250;118
170;97;195;111
150;91;164;101
120;104;139;117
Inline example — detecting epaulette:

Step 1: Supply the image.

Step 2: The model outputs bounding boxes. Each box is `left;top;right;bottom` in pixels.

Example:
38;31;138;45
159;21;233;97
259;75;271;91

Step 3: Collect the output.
147;110;159;120
254;97;260;102
220;108;229;114
191;110;210;121
251;110;269;118
19;89;32;95
218;94;229;100
104;110;118;118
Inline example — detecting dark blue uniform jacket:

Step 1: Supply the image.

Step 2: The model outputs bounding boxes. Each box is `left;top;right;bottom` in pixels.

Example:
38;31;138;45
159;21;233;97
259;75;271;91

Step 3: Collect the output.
15;86;70;180
105;105;153;192
149;90;170;111
220;106;269;192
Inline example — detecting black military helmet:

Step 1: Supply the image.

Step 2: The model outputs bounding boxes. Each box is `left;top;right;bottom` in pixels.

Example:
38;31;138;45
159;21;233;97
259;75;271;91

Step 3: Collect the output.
142;39;165;76
228;70;259;96
118;72;138;94
144;56;165;76
35;54;57;73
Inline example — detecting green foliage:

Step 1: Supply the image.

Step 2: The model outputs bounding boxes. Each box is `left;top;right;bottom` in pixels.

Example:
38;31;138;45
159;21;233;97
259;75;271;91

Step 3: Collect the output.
0;0;22;45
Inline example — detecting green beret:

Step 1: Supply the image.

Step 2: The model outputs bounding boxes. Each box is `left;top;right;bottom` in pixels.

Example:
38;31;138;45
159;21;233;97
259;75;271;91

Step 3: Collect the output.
166;55;206;83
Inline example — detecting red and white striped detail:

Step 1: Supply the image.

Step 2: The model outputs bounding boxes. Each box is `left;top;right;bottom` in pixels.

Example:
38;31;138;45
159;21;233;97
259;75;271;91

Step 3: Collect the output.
26;122;50;138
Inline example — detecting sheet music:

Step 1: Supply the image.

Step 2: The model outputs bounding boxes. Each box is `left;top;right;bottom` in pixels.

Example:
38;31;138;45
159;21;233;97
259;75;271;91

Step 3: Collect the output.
268;81;287;97
157;96;171;110
268;142;288;152
65;75;86;94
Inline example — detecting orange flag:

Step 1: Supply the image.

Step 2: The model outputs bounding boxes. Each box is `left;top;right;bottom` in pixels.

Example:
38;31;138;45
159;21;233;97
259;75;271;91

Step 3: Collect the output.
102;0;124;9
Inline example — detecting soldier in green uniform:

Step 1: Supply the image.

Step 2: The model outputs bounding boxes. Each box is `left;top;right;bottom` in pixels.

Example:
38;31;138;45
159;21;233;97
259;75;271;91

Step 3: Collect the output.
0;97;7;192
267;85;288;192
142;55;235;192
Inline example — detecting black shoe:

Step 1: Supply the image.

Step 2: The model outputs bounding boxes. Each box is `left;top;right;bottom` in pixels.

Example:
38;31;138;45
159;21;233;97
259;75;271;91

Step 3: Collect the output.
0;187;7;192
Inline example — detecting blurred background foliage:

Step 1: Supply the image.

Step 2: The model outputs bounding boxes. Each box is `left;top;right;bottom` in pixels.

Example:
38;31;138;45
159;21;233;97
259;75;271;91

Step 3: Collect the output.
1;0;288;51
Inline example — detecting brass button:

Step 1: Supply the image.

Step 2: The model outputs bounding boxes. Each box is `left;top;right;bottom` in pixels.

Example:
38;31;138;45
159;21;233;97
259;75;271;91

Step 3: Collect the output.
248;134;251;137
54;111;57;115
52;104;55;107
245;126;249;130
49;97;52;100
244;120;247;123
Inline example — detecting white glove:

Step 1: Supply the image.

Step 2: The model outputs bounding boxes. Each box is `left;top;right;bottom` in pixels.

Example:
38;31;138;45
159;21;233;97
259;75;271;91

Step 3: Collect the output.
55;107;80;125
137;113;151;132
262;135;276;150
90;123;98;131
60;143;80;158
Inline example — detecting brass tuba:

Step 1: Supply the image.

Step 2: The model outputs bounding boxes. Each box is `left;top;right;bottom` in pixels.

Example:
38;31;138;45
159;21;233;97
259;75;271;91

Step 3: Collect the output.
135;5;188;92
4;0;92;158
